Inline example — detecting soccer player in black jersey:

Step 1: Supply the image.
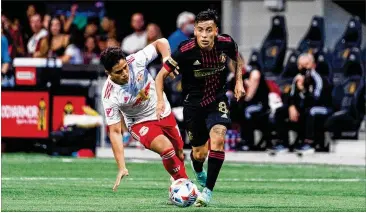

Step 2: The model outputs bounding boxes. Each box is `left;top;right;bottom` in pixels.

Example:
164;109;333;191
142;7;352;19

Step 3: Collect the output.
155;9;245;207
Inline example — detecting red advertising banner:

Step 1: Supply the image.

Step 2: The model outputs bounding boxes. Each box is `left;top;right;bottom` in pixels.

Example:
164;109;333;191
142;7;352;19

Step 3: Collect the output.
52;96;86;131
15;67;37;85
1;91;49;138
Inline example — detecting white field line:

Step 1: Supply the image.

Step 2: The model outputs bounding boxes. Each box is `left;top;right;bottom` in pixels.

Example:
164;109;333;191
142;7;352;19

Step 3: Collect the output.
1;177;365;182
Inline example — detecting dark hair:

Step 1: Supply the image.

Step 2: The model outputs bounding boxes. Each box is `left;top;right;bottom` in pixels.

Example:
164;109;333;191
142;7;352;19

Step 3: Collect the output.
195;9;218;25
47;16;65;54
85;36;99;53
48;16;64;34
100;47;126;72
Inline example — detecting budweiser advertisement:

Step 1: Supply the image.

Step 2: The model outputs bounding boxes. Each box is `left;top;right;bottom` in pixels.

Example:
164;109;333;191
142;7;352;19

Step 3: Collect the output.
1;91;49;138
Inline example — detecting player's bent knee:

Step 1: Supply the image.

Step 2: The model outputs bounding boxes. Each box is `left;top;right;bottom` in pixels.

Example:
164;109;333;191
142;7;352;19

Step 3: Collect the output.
150;135;174;155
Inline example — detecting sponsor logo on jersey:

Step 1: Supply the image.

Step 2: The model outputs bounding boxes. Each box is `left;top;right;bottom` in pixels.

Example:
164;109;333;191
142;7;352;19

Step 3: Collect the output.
139;126;149;136
133;82;151;106
193;66;225;78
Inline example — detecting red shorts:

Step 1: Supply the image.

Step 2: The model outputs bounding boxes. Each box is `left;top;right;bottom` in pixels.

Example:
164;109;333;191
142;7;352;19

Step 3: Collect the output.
130;113;184;150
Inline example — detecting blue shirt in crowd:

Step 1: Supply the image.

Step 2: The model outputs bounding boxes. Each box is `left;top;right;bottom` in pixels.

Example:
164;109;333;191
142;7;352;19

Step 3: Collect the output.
168;29;189;53
1;35;11;65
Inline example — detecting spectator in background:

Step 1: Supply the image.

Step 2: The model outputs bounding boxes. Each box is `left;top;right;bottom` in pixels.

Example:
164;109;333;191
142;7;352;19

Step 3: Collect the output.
83;36;100;64
145;23;163;78
24;5;37;42
1;28;14;87
9;18;26;57
97;35;108;53
107;37;120;48
101;16;118;40
35;16;69;58
63;34;83;64
168;11;195;53
121;13;146;54
62;4;78;34
237;65;270;151
271;53;332;154
84;20;99;38
43;14;51;30
27;14;48;57
26;5;36;20
1;15;15;57
146;23;163;45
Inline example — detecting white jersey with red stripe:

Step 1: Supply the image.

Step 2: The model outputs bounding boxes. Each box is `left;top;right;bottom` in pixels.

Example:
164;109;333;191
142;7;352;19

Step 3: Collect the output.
101;44;171;128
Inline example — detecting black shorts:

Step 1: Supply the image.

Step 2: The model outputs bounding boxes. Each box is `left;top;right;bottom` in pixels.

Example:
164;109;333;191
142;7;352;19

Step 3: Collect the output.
183;98;231;147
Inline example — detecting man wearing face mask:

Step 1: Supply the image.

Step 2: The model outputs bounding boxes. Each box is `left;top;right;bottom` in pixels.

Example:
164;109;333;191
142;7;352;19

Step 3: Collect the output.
168;11;195;53
272;53;332;155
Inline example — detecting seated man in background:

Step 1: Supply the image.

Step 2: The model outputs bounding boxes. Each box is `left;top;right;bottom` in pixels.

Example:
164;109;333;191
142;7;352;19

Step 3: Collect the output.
271;53;332;154
233;64;270;151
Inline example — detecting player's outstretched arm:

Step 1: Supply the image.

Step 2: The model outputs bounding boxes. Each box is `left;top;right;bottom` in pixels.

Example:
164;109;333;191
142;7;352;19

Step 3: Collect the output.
150;38;171;62
155;42;182;119
109;120;129;191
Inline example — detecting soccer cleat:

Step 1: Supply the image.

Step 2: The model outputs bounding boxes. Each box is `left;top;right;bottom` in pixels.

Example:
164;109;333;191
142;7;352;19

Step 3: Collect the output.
190;160;207;187
194;187;212;207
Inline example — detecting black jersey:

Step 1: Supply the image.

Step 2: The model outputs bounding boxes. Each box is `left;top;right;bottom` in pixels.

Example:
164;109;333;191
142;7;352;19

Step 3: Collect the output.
163;34;239;107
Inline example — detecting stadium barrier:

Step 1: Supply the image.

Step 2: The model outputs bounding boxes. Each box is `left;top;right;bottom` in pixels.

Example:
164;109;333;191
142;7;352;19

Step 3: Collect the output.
1;58;103;155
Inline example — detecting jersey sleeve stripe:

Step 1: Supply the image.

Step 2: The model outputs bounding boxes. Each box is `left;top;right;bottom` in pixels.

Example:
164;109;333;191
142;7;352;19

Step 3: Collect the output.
218;36;232;42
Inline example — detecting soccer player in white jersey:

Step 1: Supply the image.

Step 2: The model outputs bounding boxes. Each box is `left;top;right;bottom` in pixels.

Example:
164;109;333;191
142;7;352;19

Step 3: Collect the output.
100;38;188;192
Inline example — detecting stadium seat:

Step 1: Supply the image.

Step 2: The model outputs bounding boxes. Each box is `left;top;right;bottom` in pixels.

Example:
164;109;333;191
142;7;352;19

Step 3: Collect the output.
259;15;288;76
315;48;333;82
331;16;362;75
277;51;300;102
248;50;263;72
326;48;365;139
297;16;325;55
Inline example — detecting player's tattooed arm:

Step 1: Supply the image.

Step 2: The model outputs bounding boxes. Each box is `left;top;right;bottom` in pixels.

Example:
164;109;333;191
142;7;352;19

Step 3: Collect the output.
235;53;244;83
233;53;245;101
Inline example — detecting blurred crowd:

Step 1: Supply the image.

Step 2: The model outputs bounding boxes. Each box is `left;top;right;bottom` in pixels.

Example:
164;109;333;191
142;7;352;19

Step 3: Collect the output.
1;4;196;86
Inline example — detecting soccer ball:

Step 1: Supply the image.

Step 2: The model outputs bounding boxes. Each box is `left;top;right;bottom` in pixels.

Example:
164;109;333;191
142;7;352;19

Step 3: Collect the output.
169;178;199;207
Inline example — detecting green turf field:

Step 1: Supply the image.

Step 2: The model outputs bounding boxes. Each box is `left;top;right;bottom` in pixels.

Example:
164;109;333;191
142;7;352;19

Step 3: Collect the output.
1;153;365;212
